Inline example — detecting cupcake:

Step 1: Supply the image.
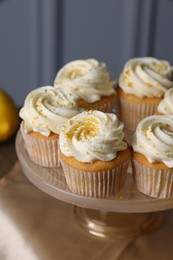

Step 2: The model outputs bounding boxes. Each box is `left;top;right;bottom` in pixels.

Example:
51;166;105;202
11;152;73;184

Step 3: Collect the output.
54;59;117;112
157;88;173;115
131;115;173;198
59;110;130;198
19;86;82;167
118;57;173;133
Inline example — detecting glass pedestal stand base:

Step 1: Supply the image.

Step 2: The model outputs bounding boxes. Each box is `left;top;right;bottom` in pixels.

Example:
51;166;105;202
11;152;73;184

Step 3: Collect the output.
74;207;164;240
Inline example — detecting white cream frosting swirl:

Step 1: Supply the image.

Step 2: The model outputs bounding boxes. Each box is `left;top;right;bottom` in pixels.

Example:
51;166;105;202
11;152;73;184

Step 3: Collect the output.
119;57;173;98
20;86;82;136
132;115;173;167
60;110;127;162
158;88;173;114
54;59;116;103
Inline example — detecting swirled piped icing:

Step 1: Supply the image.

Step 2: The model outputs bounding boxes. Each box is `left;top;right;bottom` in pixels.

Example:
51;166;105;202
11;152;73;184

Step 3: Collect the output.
132;115;173;167
54;59;116;103
119;57;173;98
158;88;173;115
60;110;127;162
20;86;82;136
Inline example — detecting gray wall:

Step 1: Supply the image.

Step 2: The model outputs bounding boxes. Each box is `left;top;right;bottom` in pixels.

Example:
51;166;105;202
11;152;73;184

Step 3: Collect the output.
0;0;173;106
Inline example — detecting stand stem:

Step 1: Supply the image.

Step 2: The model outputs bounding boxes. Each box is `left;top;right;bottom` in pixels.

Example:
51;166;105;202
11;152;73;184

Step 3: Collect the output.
74;206;164;240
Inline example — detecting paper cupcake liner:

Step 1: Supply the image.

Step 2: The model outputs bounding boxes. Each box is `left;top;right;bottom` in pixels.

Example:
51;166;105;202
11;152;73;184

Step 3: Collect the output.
21;129;59;167
60;160;129;198
119;96;159;132
132;159;173;198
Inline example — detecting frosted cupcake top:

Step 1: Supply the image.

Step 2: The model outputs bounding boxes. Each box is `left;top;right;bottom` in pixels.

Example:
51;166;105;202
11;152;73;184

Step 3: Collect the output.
158;88;173;115
54;59;116;103
132;115;173;168
60;110;127;162
119;57;173;98
20;86;82;136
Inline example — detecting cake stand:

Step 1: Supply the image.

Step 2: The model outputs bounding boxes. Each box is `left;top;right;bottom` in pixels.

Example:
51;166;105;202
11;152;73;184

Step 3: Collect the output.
15;130;173;240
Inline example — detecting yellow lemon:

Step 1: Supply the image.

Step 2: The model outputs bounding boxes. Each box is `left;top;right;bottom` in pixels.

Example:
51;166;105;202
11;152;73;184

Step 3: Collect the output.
0;89;19;142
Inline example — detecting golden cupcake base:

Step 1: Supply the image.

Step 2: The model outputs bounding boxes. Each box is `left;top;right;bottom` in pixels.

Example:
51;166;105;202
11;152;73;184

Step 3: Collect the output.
16;130;171;240
117;87;161;132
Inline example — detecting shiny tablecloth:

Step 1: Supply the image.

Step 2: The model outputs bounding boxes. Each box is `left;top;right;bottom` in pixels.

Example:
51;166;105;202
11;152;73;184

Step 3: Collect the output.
0;161;173;260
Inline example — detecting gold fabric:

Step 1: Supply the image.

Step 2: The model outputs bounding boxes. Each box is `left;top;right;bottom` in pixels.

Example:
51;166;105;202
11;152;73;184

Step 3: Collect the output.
0;162;173;259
